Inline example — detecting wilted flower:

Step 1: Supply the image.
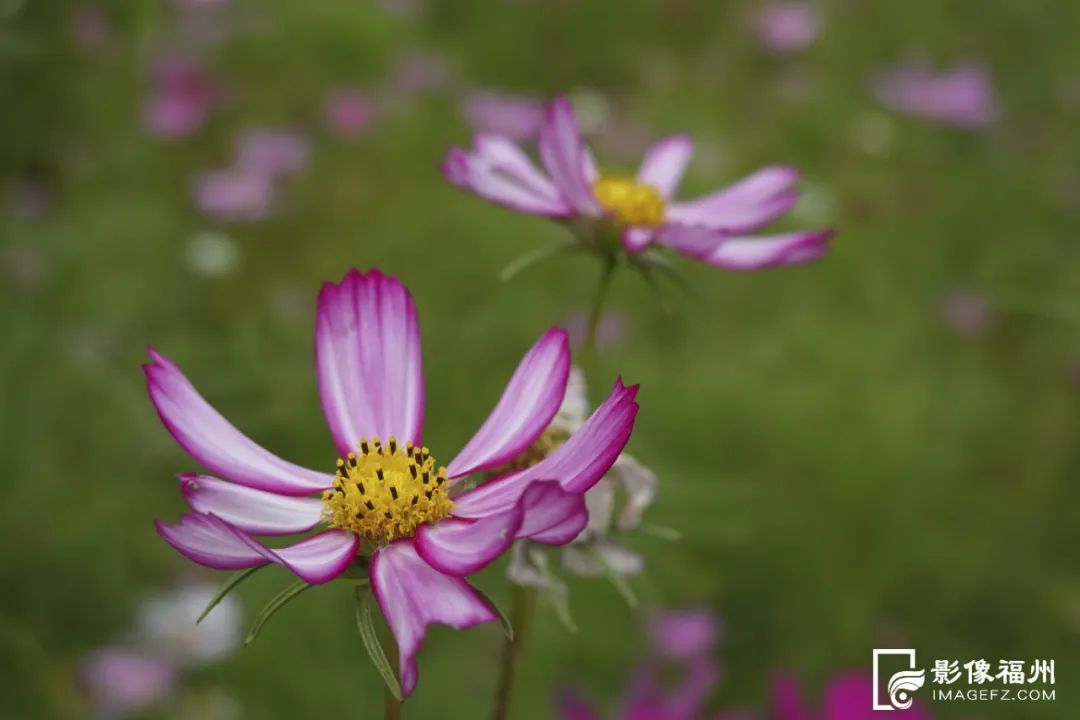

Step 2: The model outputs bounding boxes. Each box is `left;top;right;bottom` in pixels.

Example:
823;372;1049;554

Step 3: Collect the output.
325;89;376;138
148;269;639;697
558;608;721;720
444;96;833;272
144;57;213;139
771;671;931;719
134;581;242;665
463;91;546;140
875;61;997;129
754;3;820;53
507;367;656;603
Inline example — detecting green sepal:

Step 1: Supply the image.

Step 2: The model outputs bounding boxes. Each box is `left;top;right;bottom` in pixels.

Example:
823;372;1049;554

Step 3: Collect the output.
198;566;266;624
498;240;581;282
354;586;403;702
244;579;312;646
469;584;514;641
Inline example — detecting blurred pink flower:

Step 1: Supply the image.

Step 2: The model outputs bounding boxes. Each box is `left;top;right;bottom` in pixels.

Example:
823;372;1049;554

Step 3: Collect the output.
7;178;52;219
565;310;626;350
193;168;275;220
648;609;720;662
70;5;111;48
325;89;376;138
81;649;176;719
875;61;998;129
558;609;721;720
942;289;991;335
390;50;452;95
144;57;213;139
445;96;834;272
755;3;820;53
772;671;931;719
236;129;311;178
463;91;546;140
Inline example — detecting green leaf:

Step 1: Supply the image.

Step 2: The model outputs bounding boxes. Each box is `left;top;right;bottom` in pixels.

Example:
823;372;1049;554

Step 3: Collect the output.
588;546;639;609
198;566;266;624
244;579;312;646
469;583;514;641
354;587;403;702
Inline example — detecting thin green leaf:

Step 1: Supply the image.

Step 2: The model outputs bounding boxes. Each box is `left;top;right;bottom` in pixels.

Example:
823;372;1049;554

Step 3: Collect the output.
354;587;403;702
244;579;312;646
639;522;683;542
469;583;514;641
498;241;579;282
588;546;639;608
198;566;265;624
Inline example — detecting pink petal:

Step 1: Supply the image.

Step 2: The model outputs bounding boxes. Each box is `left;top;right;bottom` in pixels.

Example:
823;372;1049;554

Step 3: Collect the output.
771;673;812;720
666;166;799;232
539;96;600;214
144;348;332;496
178;474;324;536
414;508;523;576
316;269;425;455
557;689;601;720
623;226;656;253
473;134;566;203
636;135;694;198
823;671;931;720
670;229;834;270
452;379;639;518
446;327;570;479
370;540;496;697
515;480;588;544
155;513;357;584
442;146;572;217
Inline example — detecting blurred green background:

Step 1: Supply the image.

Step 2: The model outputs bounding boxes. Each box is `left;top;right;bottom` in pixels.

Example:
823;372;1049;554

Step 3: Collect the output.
2;0;1079;718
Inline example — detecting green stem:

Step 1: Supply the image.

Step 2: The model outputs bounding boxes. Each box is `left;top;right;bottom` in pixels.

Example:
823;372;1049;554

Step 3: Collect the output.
582;255;617;362
491;585;538;720
384;636;403;720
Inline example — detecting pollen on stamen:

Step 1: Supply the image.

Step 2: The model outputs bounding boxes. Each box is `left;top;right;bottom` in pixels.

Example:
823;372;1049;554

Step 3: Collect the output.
322;435;453;543
592;175;666;228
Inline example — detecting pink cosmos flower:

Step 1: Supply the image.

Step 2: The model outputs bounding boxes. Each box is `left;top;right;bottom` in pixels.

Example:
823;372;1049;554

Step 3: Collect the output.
463;91;546;141
80;649;177;718
193;168;275;221
443;96;833;271
148;268;639;697
874;61;997;129
755;3;820;53
772;671;931;719
235;129;311;178
144;57;213;139
558;608;721;720
325;89;376;137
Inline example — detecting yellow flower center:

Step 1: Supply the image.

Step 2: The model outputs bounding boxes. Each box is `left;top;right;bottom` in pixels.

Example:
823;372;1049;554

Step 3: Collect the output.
488;427;569;476
592;176;666;228
322;436;454;543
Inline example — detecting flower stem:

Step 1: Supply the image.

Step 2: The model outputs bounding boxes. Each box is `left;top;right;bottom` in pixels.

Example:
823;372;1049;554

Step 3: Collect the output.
384;634;403;720
582;255;617;361
491;584;538;720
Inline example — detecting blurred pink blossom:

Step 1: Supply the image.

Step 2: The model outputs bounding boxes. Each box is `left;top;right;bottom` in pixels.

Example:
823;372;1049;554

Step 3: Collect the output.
772;671;931;719
70;5;111;48
144;57;213;138
942;289;992;335
875;61;998;128
648;609;721;662
463;91;545;140
390;51;452;95
81;649;176;719
566;310;626;350
194;168;275;220
755;3;820;53
236;129;311;178
325;89;376;138
8;179;52;219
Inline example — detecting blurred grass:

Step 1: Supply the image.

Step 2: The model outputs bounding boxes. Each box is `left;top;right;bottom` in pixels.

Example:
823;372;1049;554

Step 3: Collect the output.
2;0;1080;717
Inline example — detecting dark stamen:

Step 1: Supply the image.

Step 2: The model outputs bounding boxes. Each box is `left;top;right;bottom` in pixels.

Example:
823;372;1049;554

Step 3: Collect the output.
390;486;398;500
365;500;375;510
